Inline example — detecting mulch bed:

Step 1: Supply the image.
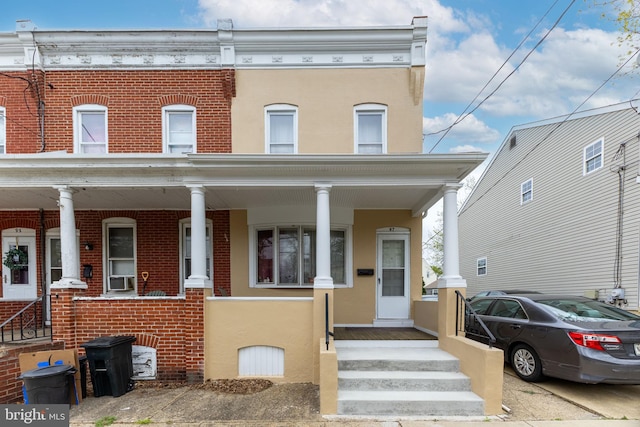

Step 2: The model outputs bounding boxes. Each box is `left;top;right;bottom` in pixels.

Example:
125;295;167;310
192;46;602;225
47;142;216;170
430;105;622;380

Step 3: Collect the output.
133;378;274;395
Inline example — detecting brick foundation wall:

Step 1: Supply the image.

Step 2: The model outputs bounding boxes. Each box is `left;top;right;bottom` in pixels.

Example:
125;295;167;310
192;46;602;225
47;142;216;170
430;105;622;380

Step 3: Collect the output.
0;340;64;404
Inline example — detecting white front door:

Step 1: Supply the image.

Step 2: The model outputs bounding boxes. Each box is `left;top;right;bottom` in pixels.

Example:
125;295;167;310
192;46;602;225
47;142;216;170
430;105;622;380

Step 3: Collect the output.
376;231;410;319
2;230;37;300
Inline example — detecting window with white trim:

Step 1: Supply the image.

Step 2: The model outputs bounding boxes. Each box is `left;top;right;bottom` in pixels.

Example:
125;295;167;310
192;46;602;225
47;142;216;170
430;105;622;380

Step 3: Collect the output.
0;106;5;154
163;105;196;153
265;104;297;153
179;219;213;293
74;104;108;153
254;225;347;287
477;257;487;276
584;138;603;175
103;218;136;293
354;104;387;154
521;179;533;205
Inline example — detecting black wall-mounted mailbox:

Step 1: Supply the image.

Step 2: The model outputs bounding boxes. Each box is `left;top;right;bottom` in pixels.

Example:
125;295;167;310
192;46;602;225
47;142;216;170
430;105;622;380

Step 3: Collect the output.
357;268;374;276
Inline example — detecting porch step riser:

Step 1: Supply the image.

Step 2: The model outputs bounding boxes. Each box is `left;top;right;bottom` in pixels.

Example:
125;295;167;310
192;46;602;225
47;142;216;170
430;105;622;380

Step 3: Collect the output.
338;377;470;392
338;359;459;372
337;392;484;416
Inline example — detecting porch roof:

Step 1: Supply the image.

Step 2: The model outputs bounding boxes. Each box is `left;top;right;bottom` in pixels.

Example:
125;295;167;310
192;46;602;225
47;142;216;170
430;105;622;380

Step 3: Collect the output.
0;152;487;216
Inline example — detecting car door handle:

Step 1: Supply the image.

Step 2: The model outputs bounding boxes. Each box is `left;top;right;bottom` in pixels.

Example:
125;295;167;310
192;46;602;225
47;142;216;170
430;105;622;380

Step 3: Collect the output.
510;324;521;329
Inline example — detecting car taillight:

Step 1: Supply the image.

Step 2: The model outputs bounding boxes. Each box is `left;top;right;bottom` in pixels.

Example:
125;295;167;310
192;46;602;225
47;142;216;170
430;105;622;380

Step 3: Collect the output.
568;331;621;351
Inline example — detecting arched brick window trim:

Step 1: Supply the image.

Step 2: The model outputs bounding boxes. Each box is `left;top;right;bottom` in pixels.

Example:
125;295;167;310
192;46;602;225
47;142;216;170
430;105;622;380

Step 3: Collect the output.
0;96;6;107
70;95;110;107
98;211;139;220
158;94;198;107
133;333;160;349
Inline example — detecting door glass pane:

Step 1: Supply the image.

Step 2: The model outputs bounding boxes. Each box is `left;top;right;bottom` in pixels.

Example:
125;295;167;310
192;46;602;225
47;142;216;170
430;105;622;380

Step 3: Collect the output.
279;228;298;284
303;229;315;284
382;240;404;296
330;230;345;283
9;244;29;285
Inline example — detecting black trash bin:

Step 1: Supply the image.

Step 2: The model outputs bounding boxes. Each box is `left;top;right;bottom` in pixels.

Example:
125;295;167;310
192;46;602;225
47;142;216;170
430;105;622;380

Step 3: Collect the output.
20;364;77;404
81;336;136;397
78;355;88;399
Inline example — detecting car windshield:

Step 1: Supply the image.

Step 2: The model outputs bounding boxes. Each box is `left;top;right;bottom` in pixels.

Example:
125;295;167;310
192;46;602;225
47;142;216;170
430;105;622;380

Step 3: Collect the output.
538;298;640;322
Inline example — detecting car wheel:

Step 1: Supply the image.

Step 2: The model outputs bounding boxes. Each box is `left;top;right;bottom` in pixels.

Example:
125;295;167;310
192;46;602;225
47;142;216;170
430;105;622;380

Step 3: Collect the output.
511;344;544;382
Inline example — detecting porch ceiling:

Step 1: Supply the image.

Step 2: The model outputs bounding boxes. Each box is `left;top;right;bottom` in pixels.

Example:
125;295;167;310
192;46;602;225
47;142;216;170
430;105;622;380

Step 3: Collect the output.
0;152;488;215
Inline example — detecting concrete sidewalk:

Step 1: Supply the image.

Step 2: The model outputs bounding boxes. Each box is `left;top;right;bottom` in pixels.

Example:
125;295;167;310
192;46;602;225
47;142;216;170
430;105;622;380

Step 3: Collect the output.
69;372;639;427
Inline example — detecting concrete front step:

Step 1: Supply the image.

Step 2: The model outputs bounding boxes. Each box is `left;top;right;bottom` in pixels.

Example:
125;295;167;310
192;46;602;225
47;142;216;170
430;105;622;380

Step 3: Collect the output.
338;370;471;391
335;339;484;417
337;390;485;416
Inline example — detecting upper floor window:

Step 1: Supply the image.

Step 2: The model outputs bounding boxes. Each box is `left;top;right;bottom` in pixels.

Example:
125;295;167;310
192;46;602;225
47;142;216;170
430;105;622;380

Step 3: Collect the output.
477;257;487;276
265;104;297;153
521;178;533;205
584;138;603;175
163;105;196;153
354;104;387;154
0;107;5;154
74;105;108;154
103;218;136;293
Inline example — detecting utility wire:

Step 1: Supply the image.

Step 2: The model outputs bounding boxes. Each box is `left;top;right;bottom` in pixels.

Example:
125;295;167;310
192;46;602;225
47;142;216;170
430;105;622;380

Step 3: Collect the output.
428;0;576;153
460;48;640;216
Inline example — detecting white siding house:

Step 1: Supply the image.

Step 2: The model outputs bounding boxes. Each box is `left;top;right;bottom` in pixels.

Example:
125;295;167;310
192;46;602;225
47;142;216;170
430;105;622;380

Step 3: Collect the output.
459;101;640;310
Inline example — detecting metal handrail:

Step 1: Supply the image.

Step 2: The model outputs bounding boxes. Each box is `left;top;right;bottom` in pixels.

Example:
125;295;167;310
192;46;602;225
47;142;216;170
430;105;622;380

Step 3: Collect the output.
455;290;496;348
325;293;334;350
0;294;52;343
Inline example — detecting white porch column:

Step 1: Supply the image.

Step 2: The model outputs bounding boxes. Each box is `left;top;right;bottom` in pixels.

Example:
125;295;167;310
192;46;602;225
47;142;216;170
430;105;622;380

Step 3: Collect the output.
184;185;210;289
51;186;86;289
313;183;333;288
438;184;466;288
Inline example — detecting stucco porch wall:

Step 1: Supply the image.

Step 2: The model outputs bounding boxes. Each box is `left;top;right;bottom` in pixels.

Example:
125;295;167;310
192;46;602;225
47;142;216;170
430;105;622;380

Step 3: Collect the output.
204;297;315;383
413;298;438;335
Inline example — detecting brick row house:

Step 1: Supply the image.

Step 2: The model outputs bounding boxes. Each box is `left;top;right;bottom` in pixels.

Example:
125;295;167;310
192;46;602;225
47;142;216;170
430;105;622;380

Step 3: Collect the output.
0;18;501;413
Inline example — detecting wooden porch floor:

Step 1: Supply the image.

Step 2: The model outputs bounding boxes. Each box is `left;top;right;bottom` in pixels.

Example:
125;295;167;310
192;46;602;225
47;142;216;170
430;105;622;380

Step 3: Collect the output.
333;327;436;340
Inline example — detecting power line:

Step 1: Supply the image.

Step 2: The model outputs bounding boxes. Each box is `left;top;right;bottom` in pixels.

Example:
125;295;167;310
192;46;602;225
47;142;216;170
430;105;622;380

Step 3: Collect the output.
427;0;577;152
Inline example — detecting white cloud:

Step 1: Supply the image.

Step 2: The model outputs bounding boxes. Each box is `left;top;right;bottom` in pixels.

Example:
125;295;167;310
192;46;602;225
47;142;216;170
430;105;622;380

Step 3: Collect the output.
423;113;501;145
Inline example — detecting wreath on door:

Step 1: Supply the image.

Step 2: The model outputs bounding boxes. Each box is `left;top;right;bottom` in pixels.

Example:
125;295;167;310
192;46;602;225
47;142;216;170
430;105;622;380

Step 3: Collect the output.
3;248;28;270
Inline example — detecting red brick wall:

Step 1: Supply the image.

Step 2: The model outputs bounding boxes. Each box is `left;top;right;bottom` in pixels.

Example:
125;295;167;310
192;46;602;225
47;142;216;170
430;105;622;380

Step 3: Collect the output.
0;340;64;404
40;69;234;154
71;297;189;380
0;70;43;153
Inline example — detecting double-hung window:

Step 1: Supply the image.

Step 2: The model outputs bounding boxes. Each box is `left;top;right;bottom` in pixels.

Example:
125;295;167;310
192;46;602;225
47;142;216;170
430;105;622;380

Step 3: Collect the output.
74;105;108;153
163;105;196;153
104;219;136;292
477;257;487;276
179;219;213;293
521;179;533;205
255;225;346;287
355;104;387;154
265;104;297;153
584;138;603;175
0;106;5;154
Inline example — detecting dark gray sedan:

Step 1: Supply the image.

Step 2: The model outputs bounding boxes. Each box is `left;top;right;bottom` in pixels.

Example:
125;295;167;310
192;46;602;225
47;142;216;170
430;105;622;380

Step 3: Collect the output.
465;294;640;384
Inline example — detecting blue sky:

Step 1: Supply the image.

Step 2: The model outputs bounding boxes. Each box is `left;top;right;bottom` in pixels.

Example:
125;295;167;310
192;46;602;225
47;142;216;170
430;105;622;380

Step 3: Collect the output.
0;1;634;162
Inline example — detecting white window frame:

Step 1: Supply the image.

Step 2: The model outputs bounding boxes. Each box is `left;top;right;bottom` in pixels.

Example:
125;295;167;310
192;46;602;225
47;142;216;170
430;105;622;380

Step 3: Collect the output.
583;138;603;175
265;104;298;154
354;104;387;154
162;104;197;154
249;224;352;288
520;178;533;205
103;218;137;294
477;257;487;276
0;106;6;154
178;218;214;294
73;104;108;154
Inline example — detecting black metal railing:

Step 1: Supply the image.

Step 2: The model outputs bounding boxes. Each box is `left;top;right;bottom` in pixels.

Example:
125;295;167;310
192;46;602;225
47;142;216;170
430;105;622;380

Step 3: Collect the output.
325;293;334;350
0;295;52;343
455;290;495;348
